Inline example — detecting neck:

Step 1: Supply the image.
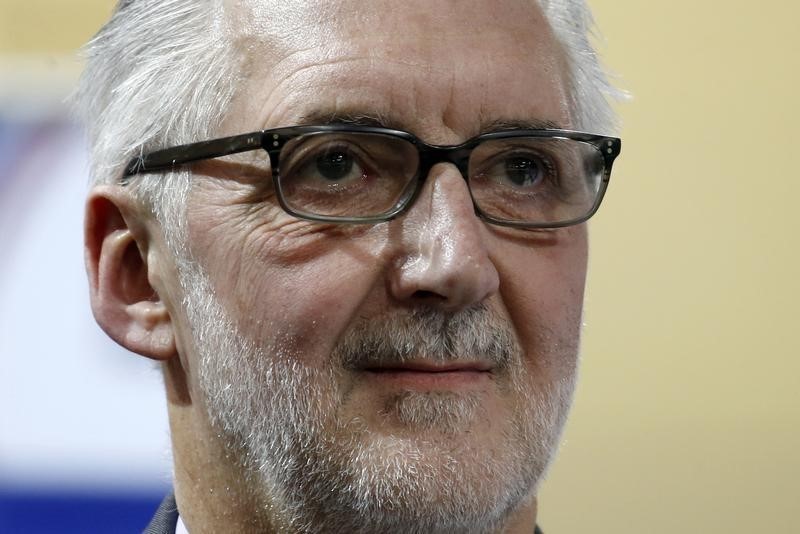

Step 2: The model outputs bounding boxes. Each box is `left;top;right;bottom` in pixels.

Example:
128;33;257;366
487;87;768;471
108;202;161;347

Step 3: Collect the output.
168;404;276;533
505;496;539;534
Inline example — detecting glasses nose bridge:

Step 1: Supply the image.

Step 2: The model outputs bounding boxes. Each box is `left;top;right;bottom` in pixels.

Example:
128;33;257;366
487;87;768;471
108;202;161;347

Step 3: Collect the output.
417;144;473;183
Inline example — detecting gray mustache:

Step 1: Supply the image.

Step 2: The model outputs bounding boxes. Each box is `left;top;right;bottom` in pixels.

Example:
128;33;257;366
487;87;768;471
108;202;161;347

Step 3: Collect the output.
335;305;518;370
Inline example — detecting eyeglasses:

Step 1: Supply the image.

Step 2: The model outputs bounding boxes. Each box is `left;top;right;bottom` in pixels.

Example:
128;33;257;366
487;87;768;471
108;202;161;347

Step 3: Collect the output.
124;125;621;229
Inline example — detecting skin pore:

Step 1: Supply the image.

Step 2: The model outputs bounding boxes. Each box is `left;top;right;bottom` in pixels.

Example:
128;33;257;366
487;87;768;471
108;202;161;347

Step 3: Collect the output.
89;0;587;532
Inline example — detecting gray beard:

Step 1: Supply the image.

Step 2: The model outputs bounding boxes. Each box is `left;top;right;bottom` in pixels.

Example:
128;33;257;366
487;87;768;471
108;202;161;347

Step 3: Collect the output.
183;262;577;534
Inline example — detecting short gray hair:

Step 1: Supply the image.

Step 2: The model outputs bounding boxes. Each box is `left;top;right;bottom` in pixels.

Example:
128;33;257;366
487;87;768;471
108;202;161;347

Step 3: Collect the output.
75;0;621;240
542;0;623;134
75;0;240;250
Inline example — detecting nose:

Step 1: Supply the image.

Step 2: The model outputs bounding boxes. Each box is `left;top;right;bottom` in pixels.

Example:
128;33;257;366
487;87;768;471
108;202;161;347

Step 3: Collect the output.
387;163;500;311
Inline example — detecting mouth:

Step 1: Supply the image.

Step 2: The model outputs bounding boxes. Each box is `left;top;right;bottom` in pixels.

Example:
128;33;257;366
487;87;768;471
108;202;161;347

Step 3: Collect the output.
361;361;494;390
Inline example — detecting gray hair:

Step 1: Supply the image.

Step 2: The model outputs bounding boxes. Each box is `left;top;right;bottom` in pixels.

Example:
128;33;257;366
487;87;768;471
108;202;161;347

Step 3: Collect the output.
542;0;624;135
75;0;240;250
74;0;621;241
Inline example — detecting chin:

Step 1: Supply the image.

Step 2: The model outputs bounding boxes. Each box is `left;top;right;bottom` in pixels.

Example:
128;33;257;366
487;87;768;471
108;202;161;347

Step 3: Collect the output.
243;376;572;534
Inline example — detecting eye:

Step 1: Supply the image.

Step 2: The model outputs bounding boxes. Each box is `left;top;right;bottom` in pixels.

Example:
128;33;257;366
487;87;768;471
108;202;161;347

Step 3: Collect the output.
502;155;546;187
476;150;557;191
315;150;355;182
288;142;373;189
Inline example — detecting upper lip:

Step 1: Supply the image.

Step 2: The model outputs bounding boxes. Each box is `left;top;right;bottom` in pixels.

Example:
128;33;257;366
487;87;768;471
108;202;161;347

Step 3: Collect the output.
363;360;493;373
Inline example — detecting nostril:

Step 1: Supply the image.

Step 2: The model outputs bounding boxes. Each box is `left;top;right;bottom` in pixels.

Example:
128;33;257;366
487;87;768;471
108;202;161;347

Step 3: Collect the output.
411;289;444;301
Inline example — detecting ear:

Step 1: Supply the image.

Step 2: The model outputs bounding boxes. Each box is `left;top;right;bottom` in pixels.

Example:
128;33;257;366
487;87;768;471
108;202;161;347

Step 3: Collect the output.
85;186;177;360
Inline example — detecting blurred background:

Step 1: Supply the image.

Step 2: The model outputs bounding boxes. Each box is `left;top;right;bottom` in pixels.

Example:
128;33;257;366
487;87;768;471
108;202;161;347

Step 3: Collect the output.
0;2;170;533
0;1;797;533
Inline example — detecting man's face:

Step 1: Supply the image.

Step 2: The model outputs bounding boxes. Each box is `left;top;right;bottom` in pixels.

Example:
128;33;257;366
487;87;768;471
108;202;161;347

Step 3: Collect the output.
172;0;585;530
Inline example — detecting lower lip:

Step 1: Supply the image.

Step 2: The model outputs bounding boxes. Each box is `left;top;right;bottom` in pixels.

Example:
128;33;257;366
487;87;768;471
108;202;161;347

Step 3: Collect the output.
363;369;492;389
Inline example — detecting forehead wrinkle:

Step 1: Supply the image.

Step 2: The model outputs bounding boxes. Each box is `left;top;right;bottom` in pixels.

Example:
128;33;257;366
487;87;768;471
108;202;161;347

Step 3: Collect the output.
246;54;428;131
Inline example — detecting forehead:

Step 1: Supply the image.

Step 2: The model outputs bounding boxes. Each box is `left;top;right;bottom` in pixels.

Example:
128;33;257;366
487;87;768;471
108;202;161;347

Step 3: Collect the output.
222;0;570;140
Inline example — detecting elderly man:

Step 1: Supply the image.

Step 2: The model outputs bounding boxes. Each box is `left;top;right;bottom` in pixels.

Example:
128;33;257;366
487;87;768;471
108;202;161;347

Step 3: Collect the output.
76;0;620;532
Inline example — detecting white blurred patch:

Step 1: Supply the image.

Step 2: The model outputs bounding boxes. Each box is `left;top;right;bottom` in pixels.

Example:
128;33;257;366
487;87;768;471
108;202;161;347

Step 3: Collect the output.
0;120;171;492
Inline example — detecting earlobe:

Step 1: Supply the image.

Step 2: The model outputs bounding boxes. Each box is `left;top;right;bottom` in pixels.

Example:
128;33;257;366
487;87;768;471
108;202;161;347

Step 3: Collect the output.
124;300;177;360
85;188;177;360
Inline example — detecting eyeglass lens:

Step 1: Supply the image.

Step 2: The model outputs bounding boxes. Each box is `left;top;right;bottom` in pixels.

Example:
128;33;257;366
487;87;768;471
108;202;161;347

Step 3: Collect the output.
277;132;419;219
275;132;605;224
468;137;603;225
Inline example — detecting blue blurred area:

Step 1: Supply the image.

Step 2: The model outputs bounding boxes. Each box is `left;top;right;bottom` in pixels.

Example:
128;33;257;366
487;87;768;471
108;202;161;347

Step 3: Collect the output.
0;487;164;534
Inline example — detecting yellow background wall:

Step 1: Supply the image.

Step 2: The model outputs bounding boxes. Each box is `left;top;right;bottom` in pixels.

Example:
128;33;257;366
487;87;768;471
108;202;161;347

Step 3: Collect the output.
2;1;797;532
541;2;799;532
0;1;112;52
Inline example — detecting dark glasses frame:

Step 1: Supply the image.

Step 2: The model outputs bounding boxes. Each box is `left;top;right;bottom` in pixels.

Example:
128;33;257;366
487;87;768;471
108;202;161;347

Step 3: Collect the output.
124;125;621;229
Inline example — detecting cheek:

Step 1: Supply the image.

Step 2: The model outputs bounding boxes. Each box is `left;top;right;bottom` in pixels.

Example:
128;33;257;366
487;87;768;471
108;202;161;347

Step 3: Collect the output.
189;206;389;367
495;228;588;379
232;254;378;365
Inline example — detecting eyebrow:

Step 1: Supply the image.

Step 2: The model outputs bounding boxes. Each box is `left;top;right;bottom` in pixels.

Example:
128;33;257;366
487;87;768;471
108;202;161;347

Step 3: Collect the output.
295;110;565;137
297;110;407;131
480;118;564;133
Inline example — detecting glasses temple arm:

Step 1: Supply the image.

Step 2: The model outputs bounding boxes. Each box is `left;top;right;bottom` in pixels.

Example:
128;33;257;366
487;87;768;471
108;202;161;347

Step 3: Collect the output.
123;131;265;178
